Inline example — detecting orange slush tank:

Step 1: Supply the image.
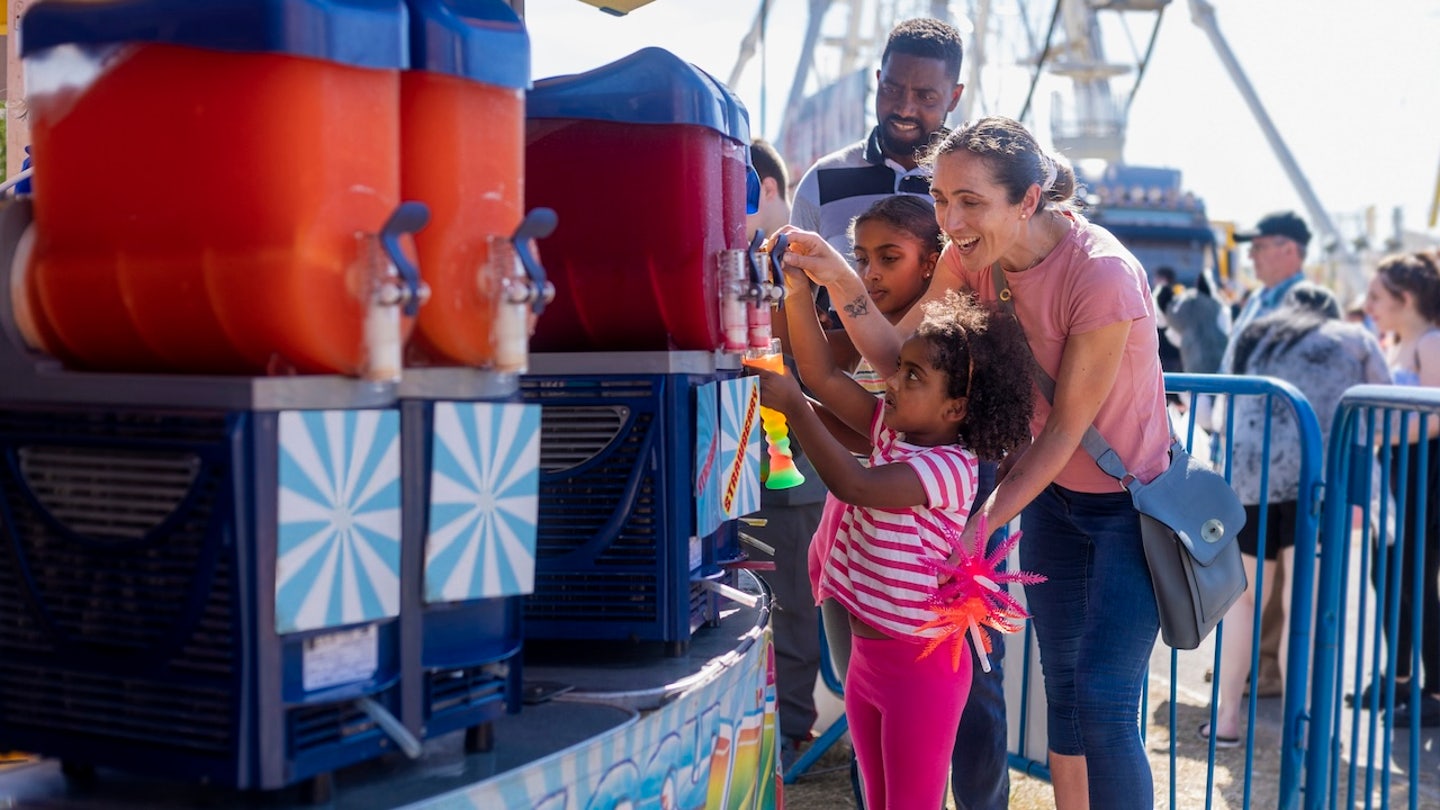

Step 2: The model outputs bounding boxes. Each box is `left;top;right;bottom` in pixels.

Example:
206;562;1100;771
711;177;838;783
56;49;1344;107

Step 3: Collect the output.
20;0;408;375
401;0;529;368
525;48;753;353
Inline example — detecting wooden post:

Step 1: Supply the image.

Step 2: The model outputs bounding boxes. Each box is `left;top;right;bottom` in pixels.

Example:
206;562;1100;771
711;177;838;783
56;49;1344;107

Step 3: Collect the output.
4;0;30;180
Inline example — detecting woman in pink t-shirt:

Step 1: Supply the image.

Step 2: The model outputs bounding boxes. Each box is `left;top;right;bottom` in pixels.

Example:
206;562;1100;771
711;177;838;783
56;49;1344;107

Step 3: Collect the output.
779;116;1172;810
755;286;1033;810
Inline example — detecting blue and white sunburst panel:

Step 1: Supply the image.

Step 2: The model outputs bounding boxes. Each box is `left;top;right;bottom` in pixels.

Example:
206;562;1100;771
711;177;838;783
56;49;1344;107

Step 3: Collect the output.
424;402;540;604
719;376;761;520
694;381;722;539
276;409;402;635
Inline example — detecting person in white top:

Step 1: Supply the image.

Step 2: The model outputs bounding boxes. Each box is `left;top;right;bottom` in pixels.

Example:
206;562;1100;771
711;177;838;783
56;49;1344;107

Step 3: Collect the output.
754;284;1033;810
1204;283;1389;748
743;137;829;767
1361;250;1440;726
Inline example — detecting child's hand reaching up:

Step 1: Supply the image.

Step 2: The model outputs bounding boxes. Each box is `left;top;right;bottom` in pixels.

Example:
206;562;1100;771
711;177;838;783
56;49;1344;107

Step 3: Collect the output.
751;366;806;418
770;226;858;290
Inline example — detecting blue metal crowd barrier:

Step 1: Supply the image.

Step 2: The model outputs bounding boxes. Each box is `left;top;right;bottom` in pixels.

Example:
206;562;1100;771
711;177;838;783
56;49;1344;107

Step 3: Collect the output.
1307;384;1440;810
1000;373;1323;810
782;374;1440;810
1171;374;1322;810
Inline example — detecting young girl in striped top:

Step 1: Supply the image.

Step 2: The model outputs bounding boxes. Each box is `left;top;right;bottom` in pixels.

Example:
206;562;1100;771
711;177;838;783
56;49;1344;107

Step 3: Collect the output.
828;194;942;392
754;284;1033;810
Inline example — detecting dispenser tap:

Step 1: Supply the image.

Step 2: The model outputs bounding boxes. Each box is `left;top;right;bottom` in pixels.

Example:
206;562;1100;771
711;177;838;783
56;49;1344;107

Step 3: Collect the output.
363;201;430;383
744;231;787;352
493;207;558;373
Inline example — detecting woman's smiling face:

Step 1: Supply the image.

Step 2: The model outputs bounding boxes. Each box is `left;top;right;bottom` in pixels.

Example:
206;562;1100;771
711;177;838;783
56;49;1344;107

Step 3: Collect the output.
930;150;1026;272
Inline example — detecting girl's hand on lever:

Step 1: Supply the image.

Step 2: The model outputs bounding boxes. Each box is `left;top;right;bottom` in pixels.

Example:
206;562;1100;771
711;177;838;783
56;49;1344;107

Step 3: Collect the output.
770;227;858;290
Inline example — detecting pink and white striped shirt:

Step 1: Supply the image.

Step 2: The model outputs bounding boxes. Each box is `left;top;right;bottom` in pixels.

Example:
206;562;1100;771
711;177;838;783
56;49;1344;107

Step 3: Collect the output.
811;400;978;639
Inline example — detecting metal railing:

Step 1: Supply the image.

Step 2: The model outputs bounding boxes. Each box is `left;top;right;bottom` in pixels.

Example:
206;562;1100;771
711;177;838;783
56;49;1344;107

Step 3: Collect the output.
1307;384;1440;810
785;375;1440;809
1004;373;1323;810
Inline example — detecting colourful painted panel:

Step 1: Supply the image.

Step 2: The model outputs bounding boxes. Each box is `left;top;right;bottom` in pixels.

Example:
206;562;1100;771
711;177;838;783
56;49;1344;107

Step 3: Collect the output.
694;380;723;538
276;409;401;634
436;628;780;809
719;376;761;520
424;401;541;603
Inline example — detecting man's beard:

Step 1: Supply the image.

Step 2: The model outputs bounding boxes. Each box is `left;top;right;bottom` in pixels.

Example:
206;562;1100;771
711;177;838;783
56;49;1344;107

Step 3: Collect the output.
878;117;927;161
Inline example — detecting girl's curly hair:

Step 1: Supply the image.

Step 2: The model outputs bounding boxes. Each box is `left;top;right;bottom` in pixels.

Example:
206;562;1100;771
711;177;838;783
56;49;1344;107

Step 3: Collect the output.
913;290;1035;460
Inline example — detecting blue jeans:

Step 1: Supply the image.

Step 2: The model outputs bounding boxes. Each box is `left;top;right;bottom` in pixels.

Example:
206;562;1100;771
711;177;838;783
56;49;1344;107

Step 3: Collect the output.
951;461;1008;810
1019;484;1159;809
950;625;1007;810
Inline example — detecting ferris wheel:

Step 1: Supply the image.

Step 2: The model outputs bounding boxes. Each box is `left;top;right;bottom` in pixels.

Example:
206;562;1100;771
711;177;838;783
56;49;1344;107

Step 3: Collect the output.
972;0;1170;166
728;0;1169;169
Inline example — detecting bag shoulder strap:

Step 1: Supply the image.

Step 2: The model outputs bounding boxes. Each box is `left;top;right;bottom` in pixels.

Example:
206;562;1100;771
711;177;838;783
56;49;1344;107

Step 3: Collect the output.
990;263;1138;485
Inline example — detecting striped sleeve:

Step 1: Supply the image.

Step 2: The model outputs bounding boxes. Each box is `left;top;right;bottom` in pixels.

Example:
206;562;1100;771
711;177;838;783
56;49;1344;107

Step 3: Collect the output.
903;445;977;512
868;403;978;511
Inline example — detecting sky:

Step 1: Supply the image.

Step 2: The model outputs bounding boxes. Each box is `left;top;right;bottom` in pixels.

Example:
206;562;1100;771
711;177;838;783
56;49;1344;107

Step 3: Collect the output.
522;0;1440;249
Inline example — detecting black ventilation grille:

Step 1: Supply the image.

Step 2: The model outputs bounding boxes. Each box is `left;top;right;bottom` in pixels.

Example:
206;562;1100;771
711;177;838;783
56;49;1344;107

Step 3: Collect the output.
535;406;629;472
521;376;670;629
536;408;657;566
688;578;715;630
288;693;384;755
426;665;507;718
0;407;238;752
525;571;659;622
0;662;233;754
18;446;200;540
0;436;227;652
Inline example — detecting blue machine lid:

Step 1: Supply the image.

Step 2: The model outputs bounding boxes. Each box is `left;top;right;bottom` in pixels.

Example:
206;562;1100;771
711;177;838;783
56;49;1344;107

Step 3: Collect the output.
699;69;759;213
530;47;757;212
20;0;408;70
529;47;751;143
703;71;753;148
405;0;529;89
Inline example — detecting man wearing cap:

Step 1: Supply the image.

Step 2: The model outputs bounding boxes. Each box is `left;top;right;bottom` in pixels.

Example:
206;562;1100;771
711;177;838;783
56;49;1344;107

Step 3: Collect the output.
1216;210;1313;701
1222;211;1314;373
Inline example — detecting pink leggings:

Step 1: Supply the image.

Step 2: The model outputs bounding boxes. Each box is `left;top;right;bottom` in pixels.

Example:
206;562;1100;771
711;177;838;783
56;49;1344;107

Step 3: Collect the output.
846;633;972;810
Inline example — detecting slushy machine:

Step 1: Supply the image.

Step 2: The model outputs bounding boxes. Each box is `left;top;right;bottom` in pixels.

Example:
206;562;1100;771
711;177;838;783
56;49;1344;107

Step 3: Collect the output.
0;0;777;799
521;47;778;654
0;0;544;799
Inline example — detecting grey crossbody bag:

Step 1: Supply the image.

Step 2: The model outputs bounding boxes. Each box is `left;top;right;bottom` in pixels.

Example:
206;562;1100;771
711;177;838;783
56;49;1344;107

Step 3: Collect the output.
991;265;1247;649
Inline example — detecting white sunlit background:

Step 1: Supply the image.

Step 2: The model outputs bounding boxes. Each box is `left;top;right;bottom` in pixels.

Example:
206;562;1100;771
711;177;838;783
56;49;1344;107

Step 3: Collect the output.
523;0;1440;262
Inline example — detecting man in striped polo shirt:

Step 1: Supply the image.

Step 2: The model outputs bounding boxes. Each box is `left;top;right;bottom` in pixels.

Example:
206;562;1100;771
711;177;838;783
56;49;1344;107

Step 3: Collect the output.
789;17;964;260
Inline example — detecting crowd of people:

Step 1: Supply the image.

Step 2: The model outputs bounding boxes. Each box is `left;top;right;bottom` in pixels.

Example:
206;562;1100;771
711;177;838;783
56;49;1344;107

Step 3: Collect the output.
742;14;1440;810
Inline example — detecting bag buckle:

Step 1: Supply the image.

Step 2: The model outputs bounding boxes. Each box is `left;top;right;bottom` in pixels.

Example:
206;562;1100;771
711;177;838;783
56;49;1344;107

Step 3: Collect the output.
1201;518;1226;543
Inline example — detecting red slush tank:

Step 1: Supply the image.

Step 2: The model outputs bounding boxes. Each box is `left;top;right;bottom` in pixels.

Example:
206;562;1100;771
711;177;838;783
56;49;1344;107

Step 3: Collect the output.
401;0;530;368
19;1;407;375
525;48;752;353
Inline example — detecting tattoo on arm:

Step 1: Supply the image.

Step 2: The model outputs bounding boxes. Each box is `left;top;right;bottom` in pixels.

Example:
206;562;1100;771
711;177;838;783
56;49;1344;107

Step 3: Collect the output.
842;294;871;319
